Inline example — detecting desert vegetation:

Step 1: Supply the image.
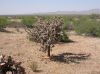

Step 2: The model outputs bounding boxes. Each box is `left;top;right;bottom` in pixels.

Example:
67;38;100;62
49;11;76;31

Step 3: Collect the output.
73;15;100;37
21;14;100;37
1;14;100;37
0;14;100;74
0;17;8;31
24;16;69;57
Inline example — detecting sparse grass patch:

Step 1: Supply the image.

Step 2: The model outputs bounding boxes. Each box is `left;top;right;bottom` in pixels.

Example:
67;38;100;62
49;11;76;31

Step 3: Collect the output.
29;61;38;72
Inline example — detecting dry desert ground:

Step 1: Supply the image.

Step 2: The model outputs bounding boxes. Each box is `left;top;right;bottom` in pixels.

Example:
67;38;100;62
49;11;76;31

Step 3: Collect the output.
0;28;100;74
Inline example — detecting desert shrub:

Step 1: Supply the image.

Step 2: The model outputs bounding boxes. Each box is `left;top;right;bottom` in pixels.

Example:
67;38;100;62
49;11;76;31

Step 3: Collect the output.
62;16;68;30
89;14;100;19
58;30;69;42
93;22;100;37
26;16;69;43
29;62;38;72
37;16;52;21
0;17;8;31
22;16;37;28
62;16;75;31
74;16;100;37
24;16;69;57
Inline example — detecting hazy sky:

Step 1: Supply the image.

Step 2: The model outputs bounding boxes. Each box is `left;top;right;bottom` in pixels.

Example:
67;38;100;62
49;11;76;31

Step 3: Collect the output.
0;0;100;15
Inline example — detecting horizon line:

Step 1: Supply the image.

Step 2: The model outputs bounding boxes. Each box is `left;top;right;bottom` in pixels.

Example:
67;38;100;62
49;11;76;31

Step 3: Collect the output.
0;8;100;16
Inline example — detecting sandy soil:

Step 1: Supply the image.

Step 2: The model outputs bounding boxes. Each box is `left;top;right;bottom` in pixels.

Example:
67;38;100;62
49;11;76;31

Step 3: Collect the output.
0;28;100;74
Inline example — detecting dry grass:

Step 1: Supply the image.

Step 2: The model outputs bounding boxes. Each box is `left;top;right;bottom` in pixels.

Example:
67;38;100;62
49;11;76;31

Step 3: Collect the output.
29;61;38;72
0;28;100;74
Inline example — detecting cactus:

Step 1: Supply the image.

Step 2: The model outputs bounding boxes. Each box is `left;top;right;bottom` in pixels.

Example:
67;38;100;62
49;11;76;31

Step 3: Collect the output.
24;16;68;57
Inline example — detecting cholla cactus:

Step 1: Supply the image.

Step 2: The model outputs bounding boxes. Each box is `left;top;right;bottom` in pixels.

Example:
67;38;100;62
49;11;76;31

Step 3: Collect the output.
25;16;64;57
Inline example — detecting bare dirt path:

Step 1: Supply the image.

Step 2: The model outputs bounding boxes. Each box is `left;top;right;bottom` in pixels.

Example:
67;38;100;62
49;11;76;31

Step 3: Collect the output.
0;28;100;74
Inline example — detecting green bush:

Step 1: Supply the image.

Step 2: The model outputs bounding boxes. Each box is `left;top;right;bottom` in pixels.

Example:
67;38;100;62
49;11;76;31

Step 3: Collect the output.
59;30;69;42
22;16;37;28
74;16;100;37
0;17;8;31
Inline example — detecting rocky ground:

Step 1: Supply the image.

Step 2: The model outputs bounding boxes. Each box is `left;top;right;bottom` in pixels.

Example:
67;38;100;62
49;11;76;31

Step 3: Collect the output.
0;28;100;74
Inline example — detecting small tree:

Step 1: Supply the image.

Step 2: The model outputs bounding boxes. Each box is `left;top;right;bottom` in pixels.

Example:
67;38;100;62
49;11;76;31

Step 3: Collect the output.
24;16;67;57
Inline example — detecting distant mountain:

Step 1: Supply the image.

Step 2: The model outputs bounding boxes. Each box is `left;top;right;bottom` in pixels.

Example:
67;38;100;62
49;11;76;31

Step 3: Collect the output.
37;9;100;15
0;9;100;16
